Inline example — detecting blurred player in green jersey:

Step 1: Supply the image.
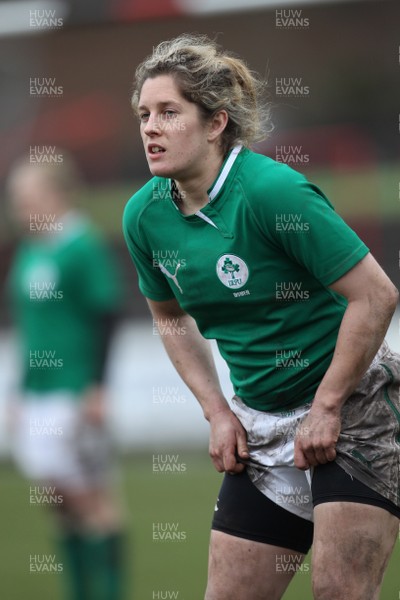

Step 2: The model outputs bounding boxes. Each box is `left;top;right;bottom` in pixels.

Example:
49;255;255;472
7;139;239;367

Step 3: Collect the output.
123;34;400;600
7;151;125;600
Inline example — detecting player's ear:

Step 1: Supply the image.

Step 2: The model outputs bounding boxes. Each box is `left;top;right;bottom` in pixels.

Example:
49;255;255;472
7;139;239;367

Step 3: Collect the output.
207;110;228;142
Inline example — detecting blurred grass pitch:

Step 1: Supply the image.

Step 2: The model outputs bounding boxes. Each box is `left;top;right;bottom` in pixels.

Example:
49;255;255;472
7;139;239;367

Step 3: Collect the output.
1;454;399;599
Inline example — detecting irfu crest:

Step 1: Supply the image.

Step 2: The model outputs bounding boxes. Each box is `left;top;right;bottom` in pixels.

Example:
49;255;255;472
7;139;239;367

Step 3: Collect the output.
216;254;249;290
221;257;240;279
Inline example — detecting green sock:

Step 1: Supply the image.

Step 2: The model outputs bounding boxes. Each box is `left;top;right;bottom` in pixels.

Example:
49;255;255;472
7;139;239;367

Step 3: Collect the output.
59;532;88;600
80;532;125;600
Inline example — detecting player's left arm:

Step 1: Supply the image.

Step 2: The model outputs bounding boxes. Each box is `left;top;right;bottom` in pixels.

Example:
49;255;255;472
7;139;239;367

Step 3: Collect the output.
295;252;398;470
82;311;119;426
78;234;123;426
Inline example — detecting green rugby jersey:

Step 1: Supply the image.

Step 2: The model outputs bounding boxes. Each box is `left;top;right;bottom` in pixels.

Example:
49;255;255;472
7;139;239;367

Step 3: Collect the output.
8;212;121;394
123;147;369;411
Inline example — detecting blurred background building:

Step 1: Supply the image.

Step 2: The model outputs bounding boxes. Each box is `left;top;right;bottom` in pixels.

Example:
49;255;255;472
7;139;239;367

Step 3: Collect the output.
0;0;399;448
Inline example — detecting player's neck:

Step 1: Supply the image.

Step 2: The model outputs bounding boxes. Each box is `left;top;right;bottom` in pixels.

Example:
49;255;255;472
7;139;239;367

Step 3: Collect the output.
174;150;224;215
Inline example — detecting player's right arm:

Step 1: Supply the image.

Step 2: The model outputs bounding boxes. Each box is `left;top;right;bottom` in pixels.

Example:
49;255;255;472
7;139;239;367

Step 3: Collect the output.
147;297;249;473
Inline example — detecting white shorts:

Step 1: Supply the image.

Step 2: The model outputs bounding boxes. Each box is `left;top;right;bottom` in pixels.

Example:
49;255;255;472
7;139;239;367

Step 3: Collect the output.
230;341;400;522
230;395;314;521
11;392;113;491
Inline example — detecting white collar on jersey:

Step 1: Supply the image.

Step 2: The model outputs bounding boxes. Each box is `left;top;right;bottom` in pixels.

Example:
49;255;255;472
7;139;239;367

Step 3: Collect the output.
208;144;243;201
169;144;243;229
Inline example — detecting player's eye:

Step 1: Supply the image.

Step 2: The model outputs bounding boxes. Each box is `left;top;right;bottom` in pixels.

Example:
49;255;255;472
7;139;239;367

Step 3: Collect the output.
139;113;150;123
162;110;177;119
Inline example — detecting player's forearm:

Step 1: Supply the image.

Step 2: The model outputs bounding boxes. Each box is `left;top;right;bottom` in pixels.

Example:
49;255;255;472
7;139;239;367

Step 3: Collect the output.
93;311;119;384
313;294;397;411
156;313;229;420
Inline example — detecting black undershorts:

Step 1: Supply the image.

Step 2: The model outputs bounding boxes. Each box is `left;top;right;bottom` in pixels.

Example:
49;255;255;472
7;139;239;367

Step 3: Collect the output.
211;461;400;555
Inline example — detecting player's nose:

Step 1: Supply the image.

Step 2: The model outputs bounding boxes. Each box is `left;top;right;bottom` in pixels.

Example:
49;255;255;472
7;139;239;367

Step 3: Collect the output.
143;114;161;136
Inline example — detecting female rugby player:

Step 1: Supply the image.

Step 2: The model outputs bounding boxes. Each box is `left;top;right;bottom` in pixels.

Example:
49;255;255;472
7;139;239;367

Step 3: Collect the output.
123;34;400;600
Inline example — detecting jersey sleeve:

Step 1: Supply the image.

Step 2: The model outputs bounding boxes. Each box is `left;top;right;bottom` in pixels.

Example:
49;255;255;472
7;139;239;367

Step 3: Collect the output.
123;197;175;301
249;163;370;287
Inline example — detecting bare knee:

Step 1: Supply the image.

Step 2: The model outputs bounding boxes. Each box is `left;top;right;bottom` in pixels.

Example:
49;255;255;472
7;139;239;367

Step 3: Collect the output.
312;502;398;600
312;571;363;600
205;531;300;600
312;529;390;600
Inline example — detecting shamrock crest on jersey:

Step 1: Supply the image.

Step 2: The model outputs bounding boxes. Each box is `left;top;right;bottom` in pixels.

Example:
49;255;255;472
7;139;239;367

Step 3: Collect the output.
222;258;240;278
216;254;249;289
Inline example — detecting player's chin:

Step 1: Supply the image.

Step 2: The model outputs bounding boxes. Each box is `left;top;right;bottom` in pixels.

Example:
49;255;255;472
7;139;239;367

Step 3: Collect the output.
147;161;173;178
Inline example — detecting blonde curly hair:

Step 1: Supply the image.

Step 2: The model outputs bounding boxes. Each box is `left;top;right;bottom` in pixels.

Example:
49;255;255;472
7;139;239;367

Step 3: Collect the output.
131;33;271;154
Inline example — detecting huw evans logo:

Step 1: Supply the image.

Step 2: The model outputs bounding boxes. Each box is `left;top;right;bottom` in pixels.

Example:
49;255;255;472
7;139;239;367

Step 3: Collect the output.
153;181;187;201
29;555;63;573
29;350;63;369
275;214;309;232
153;250;186;269
152;386;186;404
30;486;63;505
153;318;186;336
30;281;63;301
30;213;63;232
30;9;63;29
275;282;310;301
275;78;310;98
152;454;187;474
30;146;63;164
276;485;311;507
152;523;187;542
275;9;310;29
30;417;63;436
275;146;310;165
30;77;63;97
276;349;310;369
276;554;310;573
